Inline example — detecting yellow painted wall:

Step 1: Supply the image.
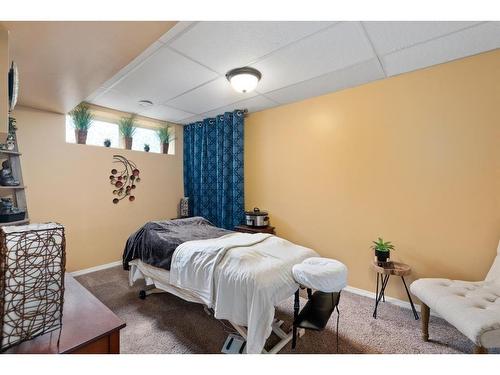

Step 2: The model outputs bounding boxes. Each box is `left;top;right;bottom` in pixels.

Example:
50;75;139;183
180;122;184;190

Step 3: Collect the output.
245;50;500;300
13;106;184;272
0;25;8;134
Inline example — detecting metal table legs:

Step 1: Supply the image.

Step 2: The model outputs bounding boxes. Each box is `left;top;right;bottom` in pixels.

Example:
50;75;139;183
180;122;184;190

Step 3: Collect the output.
373;273;419;320
401;276;419;320
292;289;300;349
373;274;390;318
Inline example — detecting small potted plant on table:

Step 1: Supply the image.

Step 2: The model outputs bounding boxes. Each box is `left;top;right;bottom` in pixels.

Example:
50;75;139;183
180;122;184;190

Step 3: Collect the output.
69;103;94;144
156;123;175;154
371;237;394;263
119;114;137;150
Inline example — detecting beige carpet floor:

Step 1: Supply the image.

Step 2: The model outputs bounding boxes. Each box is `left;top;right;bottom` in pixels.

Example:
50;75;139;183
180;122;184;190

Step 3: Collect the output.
75;266;498;354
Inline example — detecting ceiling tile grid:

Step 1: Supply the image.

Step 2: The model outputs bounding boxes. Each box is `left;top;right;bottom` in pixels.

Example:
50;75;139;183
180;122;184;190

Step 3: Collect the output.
381;22;500;77
200;95;280;120
108;47;219;105
362;21;483;55
250;22;376;93
168;21;337;75
139;104;194;123
264;58;385;105
165;77;259;114
92;89;151;114
98;41;165;91
158;21;197;45
84;21;500;125
182;94;280;124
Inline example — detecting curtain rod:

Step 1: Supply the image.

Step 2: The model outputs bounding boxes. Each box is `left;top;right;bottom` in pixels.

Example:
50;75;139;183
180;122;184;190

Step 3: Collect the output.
237;108;249;117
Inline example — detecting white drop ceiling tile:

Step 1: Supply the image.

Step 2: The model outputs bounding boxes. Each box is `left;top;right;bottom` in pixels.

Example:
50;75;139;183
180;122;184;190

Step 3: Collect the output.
166;77;258;114
139;104;194;122
169;21;336;74
90;89;147;114
100;41;165;89
383;22;500;77
158;22;197;44
111;46;218;104
201;95;279;119
251;22;375;93
265;58;385;105
182;114;206;124
85;87;108;102
363;21;482;55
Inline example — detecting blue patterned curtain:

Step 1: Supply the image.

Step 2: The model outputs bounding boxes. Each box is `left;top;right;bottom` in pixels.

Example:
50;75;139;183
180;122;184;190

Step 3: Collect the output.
183;110;244;229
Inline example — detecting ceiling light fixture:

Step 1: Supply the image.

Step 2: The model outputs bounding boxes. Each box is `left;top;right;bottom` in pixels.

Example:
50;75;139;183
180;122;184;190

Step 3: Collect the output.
225;67;262;93
138;100;154;107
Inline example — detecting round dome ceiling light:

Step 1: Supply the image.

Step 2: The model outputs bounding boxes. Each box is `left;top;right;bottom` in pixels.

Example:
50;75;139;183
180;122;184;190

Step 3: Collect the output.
225;67;262;93
138;100;154;107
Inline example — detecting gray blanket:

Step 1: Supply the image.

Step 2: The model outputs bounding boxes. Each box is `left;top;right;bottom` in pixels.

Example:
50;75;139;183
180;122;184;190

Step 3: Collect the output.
122;217;232;271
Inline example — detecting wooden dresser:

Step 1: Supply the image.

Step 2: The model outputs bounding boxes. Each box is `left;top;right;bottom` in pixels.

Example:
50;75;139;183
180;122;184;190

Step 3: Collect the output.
234;224;276;235
4;275;126;354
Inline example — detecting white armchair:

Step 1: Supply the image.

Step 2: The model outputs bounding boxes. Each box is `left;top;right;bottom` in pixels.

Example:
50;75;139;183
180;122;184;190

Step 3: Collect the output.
410;240;500;354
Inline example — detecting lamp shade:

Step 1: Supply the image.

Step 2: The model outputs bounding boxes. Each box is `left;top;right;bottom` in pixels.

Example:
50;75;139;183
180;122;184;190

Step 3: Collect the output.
226;67;262;93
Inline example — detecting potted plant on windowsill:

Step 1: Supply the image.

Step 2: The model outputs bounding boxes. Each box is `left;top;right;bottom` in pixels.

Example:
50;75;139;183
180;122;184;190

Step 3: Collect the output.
119;114;137;150
104;138;111;147
157;123;175;154
69;103;94;144
144;144;150;152
371;237;394;263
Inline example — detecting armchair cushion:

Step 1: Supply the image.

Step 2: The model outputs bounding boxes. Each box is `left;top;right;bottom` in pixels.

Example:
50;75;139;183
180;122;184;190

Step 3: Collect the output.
410;278;500;348
485;240;500;283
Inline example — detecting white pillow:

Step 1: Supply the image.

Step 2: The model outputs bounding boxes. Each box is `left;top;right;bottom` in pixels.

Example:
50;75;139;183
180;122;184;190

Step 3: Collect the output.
292;257;348;293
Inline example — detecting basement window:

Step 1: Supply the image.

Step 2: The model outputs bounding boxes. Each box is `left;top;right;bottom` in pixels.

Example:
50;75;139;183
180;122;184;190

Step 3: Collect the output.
65;116;170;154
131;127;161;153
66;117;119;147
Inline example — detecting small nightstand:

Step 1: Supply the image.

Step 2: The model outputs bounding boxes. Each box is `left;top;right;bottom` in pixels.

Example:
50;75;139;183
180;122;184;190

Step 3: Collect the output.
234;225;276;235
371;260;419;320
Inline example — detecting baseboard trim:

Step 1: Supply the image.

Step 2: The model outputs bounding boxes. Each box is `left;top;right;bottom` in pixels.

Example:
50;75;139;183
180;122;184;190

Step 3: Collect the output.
70;260;122;277
344;285;422;312
344;285;440;317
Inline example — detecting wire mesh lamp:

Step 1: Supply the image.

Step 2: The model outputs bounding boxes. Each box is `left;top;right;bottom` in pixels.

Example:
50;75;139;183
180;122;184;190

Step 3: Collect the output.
0;223;66;351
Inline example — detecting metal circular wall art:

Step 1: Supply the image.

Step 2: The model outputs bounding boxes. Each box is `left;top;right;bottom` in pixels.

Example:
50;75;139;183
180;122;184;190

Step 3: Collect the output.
109;155;141;204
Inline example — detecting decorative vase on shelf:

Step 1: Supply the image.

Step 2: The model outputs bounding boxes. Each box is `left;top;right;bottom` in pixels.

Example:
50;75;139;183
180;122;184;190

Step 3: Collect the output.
375;250;390;263
124;137;133;150
0;198;25;223
6;134;15;151
75;129;87;145
371;238;394;264
0;160;20;186
162;142;169;154
180;197;189;218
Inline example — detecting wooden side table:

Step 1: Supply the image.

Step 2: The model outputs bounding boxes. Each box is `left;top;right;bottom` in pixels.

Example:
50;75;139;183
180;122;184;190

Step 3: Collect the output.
234;224;275;235
371;260;419;320
4;275;126;354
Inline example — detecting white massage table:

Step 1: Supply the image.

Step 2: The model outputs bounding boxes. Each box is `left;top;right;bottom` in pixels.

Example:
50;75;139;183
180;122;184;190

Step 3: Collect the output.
127;233;318;354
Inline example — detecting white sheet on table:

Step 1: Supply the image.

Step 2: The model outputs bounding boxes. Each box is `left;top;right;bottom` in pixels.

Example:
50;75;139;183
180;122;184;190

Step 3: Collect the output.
169;233;317;353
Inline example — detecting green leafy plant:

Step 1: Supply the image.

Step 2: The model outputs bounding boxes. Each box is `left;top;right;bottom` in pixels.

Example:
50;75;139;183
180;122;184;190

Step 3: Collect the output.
144;143;150;152
69;103;94;131
371;238;395;253
119;114;137;138
156;123;175;144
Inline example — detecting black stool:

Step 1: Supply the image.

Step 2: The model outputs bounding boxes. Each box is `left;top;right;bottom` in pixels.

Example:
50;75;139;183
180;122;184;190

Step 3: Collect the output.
292;288;342;352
